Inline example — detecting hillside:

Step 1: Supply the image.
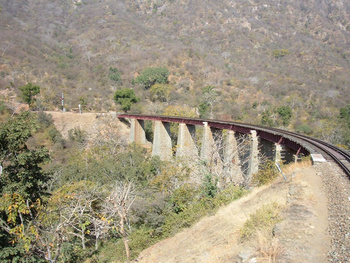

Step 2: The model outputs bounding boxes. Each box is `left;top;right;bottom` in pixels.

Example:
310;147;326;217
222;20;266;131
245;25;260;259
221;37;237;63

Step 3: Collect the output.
134;164;331;262
0;0;349;144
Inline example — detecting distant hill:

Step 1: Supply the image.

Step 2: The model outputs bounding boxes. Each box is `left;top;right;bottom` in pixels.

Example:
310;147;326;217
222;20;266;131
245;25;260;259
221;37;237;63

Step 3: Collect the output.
0;0;349;143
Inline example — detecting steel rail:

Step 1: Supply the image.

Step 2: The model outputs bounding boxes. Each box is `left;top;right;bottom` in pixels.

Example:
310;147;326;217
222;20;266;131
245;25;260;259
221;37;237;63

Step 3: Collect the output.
214;120;350;177
208;120;350;177
279;130;349;161
269;128;350;177
118;114;350;177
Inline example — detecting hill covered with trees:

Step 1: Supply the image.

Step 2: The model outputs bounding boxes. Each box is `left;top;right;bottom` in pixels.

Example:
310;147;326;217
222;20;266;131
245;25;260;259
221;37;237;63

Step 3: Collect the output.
0;0;349;146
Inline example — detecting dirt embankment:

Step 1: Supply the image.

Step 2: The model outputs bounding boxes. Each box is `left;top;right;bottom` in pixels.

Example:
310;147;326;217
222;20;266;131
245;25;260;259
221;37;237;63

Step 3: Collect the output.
46;111;129;141
135;163;331;263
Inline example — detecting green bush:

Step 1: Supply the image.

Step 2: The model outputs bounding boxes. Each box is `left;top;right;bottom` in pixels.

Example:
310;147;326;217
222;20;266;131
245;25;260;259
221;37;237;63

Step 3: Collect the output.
201;173;218;198
277;106;292;126
0;100;8;114
19;83;40;107
149;83;172;102
59;242;81;263
37;112;53;129
162;197;213;236
261;109;274;127
340;105;350;125
198;102;210;118
47;126;65;148
213;185;248;207
170;184;198;213
114;88;139;112
131;190;167;230
272;49;290;58
252;161;278;186
95;228;159;262
95;238;126;263
296;124;312;135
240;203;281;239
109;67;121;83
68;127;86;144
163;185;247;237
339;106;350;148
129;227;160;259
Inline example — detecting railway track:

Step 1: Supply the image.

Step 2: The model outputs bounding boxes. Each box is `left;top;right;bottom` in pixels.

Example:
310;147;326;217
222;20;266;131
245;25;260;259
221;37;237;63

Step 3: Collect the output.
118;114;350;177
261;127;350;178
198;118;350;178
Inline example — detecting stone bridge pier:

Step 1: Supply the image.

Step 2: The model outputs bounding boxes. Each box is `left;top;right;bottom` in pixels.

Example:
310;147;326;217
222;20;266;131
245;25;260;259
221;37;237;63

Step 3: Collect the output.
176;123;197;159
129;119;146;145
152;121;172;160
125;116;305;178
128;121;263;179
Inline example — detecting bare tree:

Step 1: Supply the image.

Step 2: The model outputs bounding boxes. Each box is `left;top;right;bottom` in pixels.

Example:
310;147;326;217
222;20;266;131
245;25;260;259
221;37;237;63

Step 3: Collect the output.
40;182;104;252
89;213;110;250
183;130;255;189
28;181;116;262
34;205;69;263
62;188;95;249
89;114;126;157
102;182;136;262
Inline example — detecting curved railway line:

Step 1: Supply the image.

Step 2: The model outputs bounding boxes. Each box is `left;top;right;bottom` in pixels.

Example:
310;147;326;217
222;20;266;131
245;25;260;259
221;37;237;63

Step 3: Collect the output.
118;114;350;177
272;128;350;177
231;122;350;177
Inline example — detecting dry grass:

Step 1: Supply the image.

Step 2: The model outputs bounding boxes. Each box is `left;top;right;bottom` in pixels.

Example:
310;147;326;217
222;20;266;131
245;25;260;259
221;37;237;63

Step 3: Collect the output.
256;232;284;262
281;158;312;175
240;202;282;239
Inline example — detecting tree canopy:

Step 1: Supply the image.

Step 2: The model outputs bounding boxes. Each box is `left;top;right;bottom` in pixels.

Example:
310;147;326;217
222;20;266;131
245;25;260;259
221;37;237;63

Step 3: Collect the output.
114;88;139;112
0;111;50;262
19;83;40;107
277;106;292;126
149;84;172;102
109;67;121;83
134;67;169;89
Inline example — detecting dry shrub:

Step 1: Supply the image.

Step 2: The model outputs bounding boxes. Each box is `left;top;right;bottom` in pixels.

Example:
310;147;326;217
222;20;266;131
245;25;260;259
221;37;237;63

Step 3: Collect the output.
252;161;278;186
240;203;281;239
281;156;312;174
257;232;284;263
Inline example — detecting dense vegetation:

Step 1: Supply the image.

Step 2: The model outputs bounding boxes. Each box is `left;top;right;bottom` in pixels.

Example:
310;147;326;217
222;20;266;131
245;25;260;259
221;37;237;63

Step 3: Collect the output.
0;0;349;147
0;109;253;262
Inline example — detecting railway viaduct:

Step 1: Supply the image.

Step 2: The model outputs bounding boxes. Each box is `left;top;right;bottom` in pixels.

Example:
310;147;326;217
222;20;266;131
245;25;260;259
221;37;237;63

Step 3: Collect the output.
117;114;350;261
118;114;314;177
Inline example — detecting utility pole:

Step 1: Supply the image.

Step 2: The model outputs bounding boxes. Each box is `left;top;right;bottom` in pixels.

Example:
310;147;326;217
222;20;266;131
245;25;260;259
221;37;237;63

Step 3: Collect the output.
61;93;64;112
